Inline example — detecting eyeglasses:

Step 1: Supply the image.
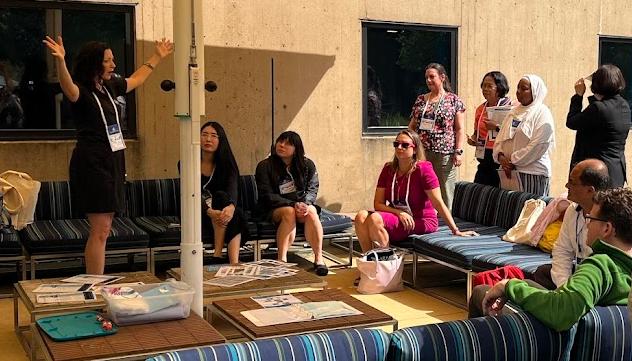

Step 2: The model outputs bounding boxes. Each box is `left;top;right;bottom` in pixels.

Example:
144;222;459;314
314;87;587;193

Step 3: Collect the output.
393;141;415;149
585;214;609;224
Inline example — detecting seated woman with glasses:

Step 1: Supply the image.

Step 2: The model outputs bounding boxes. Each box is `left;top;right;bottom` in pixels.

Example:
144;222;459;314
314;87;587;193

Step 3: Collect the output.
198;121;250;264
355;130;478;255
255;131;328;276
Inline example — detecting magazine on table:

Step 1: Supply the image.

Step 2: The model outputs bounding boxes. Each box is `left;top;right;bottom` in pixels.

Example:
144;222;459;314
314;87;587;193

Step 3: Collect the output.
241;301;363;327
204;275;255;287
251;294;303;308
61;274;124;285
33;283;93;293
36;291;97;304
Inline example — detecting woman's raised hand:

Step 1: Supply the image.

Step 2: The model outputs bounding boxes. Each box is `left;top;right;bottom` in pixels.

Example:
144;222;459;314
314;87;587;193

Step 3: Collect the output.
574;78;586;96
154;38;174;59
43;35;66;60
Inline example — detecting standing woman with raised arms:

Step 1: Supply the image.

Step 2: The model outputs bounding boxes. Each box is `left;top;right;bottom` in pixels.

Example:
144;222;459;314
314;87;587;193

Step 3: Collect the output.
43;35;173;274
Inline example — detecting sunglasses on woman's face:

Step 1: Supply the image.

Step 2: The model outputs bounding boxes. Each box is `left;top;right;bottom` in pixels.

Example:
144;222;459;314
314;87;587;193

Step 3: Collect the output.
393;141;415;149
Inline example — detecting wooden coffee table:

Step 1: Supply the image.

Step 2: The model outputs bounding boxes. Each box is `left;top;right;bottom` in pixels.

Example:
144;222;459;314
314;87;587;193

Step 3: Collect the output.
209;289;397;340
167;266;327;303
14;271;161;360
31;312;224;361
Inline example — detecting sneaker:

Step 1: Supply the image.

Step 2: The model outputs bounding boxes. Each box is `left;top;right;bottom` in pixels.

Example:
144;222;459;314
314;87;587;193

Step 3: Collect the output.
313;263;329;276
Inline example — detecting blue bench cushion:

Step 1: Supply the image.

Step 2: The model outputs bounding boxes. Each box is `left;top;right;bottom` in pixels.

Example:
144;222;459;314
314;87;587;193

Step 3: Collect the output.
452;182;501;225
20;217;149;254
0;228;22;256
35;181;74;220
411;224;524;269
147;328;389;361
571;305;631;361
471;246;552;275
492;189;550;230
126;179;180;218
257;209;352;239
388;312;576;361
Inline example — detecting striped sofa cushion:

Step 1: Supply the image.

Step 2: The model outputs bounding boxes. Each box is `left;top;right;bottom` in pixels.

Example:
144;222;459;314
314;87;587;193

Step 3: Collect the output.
452;182;502;226
256;209;352;239
20;217;149;254
126;179;180;218
571;305;631;361
0;228;22;256
388;312;576;361
492;189;550;230
411;224;520;269
147;328;389;361
34;181;74;220
133;216;181;247
471;246;552;276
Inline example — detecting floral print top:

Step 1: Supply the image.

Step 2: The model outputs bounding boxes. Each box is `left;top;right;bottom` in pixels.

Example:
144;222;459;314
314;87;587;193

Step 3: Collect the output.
410;92;466;154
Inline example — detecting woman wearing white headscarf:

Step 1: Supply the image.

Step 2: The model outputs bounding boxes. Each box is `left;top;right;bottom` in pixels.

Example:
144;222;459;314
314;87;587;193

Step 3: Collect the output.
493;75;555;196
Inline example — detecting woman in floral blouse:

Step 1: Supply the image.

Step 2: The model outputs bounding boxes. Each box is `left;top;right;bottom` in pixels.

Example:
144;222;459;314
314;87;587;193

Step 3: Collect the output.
408;63;466;210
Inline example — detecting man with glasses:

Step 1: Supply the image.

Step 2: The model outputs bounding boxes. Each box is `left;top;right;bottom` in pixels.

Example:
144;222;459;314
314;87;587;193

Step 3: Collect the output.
476;187;632;331
533;159;611;289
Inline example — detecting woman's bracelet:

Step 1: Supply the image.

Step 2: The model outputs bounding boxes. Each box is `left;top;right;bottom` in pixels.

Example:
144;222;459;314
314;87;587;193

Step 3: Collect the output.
143;62;155;70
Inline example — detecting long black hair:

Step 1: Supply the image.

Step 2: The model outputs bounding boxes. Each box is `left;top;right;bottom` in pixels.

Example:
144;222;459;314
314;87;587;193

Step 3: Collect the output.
72;41;109;91
201;121;240;180
271;131;308;189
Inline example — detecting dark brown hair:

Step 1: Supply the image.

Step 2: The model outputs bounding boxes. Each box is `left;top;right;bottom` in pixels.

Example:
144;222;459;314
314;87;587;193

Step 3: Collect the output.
590;64;625;97
593;188;632;244
426;63;452;93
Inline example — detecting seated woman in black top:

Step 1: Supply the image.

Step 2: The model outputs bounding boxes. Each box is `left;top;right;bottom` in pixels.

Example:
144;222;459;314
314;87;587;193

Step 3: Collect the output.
200;121;249;264
255;131;328;276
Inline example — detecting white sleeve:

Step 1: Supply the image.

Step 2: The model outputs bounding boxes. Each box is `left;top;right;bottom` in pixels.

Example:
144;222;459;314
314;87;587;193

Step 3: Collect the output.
550;205;579;287
492;115;512;163
510;118;554;167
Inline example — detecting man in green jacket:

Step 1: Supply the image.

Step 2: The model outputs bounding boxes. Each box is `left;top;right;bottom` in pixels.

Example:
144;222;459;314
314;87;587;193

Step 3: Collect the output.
475;187;632;331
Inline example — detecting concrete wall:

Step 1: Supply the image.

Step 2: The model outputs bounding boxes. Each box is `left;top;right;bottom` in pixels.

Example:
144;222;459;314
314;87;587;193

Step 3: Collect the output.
1;0;631;212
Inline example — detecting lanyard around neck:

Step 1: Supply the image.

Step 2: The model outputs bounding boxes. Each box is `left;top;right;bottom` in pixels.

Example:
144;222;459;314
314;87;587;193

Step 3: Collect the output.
420;92;445;122
92;86;121;133
202;166;215;190
391;170;412;207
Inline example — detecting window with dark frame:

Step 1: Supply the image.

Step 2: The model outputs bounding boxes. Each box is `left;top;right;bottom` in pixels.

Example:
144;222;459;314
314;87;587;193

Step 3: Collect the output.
599;36;632;111
0;0;135;140
362;21;458;135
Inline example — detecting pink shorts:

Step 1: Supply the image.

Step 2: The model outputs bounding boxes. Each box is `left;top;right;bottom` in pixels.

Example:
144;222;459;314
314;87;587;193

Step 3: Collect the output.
376;211;438;242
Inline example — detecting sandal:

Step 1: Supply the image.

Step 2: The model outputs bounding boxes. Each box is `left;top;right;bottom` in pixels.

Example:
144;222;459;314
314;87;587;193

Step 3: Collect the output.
313;263;329;276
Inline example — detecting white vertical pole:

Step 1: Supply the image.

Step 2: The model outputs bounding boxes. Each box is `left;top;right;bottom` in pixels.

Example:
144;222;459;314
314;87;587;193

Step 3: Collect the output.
173;0;204;317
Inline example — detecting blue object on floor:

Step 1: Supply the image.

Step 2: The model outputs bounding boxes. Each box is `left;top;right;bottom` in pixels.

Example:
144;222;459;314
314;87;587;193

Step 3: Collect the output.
36;311;118;341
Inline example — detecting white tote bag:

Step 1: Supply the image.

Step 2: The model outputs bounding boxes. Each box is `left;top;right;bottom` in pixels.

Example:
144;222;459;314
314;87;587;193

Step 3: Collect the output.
502;198;546;245
357;248;404;294
0;171;40;230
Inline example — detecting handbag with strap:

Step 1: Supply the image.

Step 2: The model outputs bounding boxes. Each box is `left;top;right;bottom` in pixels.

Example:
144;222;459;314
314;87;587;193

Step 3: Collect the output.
357;248;404;294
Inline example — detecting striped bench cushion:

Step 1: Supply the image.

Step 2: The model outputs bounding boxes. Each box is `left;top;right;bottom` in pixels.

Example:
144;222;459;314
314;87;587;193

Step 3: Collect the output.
34;181;74;220
388;312;576;361
452;182;502;226
126;179;180;218
411;224;521;269
256;209;352;239
571;305;631;361
492;188;551;230
20;217;149;254
471;247;552;276
0;228;22;256
147;328;389;361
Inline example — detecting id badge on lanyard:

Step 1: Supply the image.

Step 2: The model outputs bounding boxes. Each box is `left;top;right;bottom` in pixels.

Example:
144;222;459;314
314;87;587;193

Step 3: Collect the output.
474;103;487;159
279;168;297;195
391;172;413;215
93;87;126;152
418;93;444;132
509;117;522;139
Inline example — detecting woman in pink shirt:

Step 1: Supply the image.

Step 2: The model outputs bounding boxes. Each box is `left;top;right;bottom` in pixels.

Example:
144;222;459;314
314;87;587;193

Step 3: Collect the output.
355;130;477;254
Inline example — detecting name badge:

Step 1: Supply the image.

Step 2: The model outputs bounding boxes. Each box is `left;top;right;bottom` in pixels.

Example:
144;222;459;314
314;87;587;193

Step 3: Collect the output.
107;123;126;152
475;138;486;159
279;179;296;195
509;118;521;139
392;200;413;216
419;118;435;131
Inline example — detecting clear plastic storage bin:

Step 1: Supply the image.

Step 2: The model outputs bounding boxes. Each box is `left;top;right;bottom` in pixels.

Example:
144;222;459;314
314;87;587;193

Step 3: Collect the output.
101;281;194;325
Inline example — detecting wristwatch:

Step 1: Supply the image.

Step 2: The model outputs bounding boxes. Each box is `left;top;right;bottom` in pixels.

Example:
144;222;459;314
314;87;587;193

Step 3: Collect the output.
454;148;464;156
